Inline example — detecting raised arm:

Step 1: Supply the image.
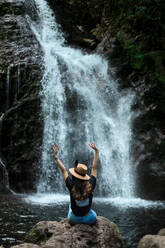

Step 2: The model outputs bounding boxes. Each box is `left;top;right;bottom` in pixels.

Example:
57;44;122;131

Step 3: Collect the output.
88;143;99;178
53;144;68;181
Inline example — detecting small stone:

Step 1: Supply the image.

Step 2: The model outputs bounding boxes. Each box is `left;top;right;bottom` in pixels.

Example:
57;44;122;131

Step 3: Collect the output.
158;228;165;236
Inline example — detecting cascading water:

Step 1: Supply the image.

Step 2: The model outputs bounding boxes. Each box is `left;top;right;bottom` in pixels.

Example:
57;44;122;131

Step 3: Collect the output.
28;0;135;198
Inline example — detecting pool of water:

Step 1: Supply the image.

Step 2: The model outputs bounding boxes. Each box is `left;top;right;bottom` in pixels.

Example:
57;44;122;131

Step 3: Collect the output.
0;194;165;248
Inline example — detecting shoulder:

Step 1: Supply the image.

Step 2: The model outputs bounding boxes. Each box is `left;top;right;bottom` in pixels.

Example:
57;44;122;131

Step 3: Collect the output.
90;175;96;182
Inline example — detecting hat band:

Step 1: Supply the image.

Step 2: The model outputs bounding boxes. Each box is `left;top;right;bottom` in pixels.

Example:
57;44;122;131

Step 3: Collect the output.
74;168;86;176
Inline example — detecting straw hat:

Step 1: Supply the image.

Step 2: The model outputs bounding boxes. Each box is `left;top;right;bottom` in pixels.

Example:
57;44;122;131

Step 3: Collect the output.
69;163;90;180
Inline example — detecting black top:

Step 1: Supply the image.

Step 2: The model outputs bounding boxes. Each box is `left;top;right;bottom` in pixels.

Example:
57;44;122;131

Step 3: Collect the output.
65;175;96;216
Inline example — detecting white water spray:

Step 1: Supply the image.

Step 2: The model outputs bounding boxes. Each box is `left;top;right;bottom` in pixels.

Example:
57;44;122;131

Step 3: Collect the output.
28;0;135;197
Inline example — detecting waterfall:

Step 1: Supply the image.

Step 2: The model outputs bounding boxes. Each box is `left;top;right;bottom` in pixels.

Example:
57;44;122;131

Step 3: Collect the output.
28;0;135;197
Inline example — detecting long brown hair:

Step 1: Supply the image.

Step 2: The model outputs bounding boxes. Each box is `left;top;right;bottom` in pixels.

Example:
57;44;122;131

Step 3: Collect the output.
71;177;92;200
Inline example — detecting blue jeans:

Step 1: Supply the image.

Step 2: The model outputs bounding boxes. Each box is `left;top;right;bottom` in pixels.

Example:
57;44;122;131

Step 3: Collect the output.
68;205;97;225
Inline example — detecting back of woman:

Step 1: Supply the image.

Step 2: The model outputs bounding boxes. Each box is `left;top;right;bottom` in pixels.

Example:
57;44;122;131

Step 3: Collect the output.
53;143;99;224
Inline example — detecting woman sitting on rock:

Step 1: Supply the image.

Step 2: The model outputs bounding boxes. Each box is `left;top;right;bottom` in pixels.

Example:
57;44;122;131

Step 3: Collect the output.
53;143;99;225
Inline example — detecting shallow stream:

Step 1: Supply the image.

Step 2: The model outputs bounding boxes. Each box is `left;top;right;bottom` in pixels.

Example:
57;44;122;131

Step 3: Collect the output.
0;194;165;248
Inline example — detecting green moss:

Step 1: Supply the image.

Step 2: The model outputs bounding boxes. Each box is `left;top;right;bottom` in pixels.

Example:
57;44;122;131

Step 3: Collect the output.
145;51;165;83
0;64;7;73
25;226;52;245
155;73;165;84
0;26;5;40
14;8;22;15
0;3;22;16
0;4;10;16
25;228;38;243
130;50;165;83
131;56;144;70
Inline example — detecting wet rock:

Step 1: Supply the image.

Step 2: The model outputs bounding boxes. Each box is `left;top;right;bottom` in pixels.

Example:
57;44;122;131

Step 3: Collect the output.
158;229;165;236
0;163;10;193
22;216;123;248
46;0;98;49
1;96;43;192
0;0;43;192
0;160;11;194
138;233;165;248
0;0;42;112
11;244;40;248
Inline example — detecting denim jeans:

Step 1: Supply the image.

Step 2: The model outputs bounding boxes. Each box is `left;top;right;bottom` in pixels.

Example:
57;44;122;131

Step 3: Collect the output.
68;205;97;225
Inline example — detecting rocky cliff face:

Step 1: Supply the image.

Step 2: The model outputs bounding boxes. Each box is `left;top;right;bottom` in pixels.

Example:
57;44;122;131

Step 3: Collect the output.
0;0;43;192
46;0;165;200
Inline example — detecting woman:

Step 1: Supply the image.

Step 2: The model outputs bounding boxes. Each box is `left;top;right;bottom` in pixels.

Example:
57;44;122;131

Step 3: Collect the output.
53;143;99;225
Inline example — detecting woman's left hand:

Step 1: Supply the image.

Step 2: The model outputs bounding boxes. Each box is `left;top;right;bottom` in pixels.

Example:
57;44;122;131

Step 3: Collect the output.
53;144;59;157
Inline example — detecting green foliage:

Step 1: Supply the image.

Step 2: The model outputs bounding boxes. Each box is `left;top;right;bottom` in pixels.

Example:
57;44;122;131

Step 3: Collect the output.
25;226;51;245
0;4;10;16
0;3;22;16
25;228;39;243
60;0;165;84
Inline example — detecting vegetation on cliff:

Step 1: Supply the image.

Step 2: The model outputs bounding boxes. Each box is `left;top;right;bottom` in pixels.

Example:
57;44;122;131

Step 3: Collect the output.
49;0;165;83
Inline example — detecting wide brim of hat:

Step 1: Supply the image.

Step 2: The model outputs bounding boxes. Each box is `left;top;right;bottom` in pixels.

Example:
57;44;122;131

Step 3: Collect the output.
69;168;90;180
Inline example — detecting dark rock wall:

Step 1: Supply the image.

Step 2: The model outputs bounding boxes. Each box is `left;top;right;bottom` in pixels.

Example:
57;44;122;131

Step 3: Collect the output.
0;0;43;192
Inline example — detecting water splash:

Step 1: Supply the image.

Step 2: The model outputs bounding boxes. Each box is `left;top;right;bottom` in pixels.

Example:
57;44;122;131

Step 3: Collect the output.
24;193;165;209
28;0;135;197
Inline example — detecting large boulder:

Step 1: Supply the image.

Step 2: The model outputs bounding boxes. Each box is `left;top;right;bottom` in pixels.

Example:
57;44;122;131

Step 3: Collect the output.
11;216;123;248
138;228;165;248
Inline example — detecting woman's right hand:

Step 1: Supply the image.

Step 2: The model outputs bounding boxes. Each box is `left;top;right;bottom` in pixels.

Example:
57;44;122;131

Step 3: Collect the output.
53;144;59;158
88;143;98;152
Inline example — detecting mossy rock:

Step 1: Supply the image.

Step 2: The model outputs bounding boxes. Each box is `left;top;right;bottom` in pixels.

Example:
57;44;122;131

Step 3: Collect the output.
0;2;23;16
25;228;39;243
25;226;51;245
